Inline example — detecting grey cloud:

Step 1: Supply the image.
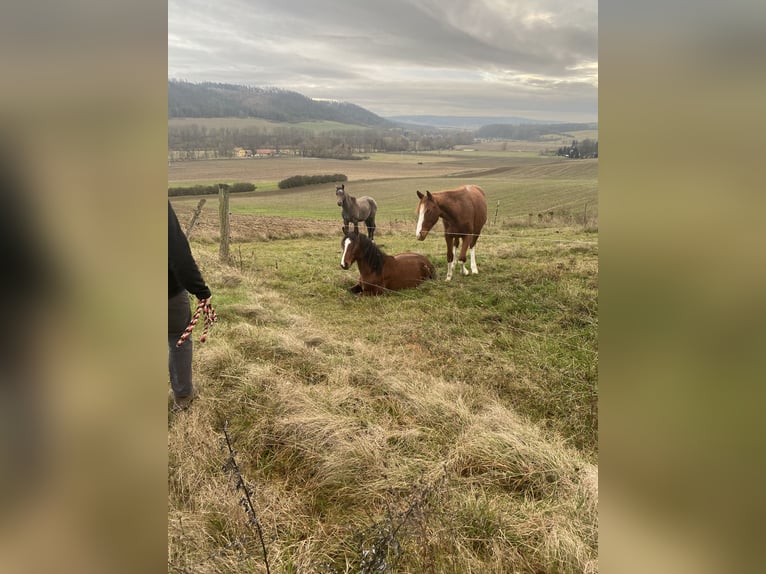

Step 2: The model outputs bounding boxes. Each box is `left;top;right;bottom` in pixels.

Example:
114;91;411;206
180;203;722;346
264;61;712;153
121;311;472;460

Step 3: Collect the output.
168;0;597;120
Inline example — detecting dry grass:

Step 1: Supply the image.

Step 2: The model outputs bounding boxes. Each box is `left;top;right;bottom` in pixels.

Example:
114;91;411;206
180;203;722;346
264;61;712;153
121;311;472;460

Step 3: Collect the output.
168;218;598;573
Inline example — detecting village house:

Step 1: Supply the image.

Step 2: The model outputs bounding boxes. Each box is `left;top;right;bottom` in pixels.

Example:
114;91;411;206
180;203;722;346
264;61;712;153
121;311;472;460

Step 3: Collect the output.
254;148;278;157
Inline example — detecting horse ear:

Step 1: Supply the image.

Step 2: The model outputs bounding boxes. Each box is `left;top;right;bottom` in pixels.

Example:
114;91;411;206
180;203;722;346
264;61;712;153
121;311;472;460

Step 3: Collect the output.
340;184;345;190
426;190;433;199
416;190;424;199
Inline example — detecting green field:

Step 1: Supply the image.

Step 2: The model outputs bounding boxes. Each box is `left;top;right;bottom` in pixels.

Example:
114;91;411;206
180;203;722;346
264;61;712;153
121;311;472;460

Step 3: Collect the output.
168;151;598;573
169;152;598;223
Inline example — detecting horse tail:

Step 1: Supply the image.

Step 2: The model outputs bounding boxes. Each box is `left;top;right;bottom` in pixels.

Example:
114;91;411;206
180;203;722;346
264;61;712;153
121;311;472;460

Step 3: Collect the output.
365;198;377;241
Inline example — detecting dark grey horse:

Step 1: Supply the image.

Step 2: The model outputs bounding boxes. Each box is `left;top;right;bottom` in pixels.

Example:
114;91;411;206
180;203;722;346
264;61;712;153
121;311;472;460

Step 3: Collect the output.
335;184;378;241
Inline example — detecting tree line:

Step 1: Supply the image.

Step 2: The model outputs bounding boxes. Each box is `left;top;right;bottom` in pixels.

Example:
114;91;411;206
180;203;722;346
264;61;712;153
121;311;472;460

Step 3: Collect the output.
168;182;256;196
555;139;598;159
168;124;475;160
475;122;596;140
278;174;347;189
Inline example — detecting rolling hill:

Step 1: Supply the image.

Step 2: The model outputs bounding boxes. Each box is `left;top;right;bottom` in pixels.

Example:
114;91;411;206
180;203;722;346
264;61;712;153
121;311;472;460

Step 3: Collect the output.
168;80;395;127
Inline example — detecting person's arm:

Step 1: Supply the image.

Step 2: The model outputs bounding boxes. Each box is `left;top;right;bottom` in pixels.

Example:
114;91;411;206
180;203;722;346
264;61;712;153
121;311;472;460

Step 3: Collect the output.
168;201;211;300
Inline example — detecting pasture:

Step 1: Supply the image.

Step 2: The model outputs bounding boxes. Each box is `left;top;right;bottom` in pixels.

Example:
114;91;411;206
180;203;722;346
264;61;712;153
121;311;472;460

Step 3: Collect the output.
169;154;597;223
168;150;598;573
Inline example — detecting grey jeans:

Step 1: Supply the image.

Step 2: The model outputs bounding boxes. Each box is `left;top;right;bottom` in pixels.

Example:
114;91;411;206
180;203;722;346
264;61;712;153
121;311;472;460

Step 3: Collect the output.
168;291;193;398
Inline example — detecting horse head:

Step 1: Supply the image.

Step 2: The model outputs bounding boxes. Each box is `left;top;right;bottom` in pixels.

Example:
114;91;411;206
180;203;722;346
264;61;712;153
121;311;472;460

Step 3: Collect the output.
415;190;440;241
340;230;358;270
335;184;346;206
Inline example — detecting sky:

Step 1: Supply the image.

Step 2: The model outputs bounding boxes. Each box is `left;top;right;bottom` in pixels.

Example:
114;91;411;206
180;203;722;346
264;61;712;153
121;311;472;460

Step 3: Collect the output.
168;0;597;122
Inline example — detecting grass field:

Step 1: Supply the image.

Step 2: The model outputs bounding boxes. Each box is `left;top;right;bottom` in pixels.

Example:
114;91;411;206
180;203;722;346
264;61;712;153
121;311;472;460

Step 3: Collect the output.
168;151;598;573
169;153;597;222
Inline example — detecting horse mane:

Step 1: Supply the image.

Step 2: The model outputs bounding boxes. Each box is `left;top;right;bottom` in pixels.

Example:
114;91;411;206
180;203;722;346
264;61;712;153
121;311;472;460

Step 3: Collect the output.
433;187;468;216
351;232;385;273
432;192;456;219
431;186;484;230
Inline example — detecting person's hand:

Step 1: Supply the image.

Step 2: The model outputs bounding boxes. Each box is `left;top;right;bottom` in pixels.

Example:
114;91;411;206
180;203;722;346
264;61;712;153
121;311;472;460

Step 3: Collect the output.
196;297;218;342
175;297;218;347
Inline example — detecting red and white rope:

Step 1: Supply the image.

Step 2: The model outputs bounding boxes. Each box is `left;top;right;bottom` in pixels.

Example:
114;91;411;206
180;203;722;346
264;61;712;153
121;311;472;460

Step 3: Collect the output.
176;297;218;347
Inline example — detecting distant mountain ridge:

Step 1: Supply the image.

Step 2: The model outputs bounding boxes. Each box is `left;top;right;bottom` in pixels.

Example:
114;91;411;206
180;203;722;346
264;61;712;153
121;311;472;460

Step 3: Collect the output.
168;80;598;135
388;115;575;130
168;80;395;127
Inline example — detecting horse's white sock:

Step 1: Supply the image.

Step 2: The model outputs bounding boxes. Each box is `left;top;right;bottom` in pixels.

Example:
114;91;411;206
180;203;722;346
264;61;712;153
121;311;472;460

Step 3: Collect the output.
446;259;455;281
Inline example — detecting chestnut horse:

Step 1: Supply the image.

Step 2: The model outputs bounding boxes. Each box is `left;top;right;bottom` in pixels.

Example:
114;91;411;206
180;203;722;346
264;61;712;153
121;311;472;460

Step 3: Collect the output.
415;184;487;280
340;231;435;295
336;184;377;241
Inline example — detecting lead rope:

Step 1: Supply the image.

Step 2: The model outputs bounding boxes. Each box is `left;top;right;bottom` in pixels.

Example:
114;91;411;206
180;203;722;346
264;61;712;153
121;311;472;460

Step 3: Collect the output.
176;297;218;347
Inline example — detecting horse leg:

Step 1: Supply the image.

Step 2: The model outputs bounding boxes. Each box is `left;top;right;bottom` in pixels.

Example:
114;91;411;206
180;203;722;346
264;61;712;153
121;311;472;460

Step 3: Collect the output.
353;221;360;234
366;217;375;242
469;239;479;274
444;235;456;281
458;236;470;275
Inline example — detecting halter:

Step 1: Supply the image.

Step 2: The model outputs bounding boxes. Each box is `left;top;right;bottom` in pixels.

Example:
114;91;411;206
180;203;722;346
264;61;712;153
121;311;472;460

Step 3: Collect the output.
176;297;218;347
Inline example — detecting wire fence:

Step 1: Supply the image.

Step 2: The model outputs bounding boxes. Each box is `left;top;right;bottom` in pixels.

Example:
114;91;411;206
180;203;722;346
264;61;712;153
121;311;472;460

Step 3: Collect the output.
168;424;451;574
168;423;271;574
177;196;598;247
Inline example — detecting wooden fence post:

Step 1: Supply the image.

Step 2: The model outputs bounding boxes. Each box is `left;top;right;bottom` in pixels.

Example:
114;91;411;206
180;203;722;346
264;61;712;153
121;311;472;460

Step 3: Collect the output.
218;184;231;263
186;198;206;238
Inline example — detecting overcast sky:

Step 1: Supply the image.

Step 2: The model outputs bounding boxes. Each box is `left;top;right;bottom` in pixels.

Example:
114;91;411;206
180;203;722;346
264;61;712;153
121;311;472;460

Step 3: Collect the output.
168;0;597;122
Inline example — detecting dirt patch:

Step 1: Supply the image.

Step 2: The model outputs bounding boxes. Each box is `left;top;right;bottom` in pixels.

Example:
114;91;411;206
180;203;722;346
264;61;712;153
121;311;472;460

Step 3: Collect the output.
179;208;335;241
167;156;460;185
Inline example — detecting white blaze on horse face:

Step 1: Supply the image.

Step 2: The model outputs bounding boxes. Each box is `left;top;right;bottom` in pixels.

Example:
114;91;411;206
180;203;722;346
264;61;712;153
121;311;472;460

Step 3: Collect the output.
340;238;351;269
415;204;425;239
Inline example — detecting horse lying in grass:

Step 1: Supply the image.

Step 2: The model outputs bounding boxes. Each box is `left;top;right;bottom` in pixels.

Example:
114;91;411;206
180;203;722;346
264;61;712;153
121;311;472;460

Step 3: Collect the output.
340;231;435;296
415;184;487;280
336;184;378;241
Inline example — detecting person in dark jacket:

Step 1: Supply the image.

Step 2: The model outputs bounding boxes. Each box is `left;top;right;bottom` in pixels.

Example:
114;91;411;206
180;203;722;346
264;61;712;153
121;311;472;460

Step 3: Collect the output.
168;200;211;410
